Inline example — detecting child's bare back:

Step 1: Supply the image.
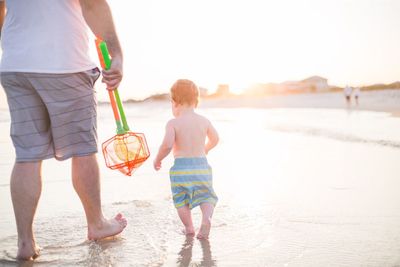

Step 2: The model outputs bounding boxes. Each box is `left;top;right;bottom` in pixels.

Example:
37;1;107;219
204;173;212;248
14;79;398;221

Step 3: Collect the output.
169;110;217;158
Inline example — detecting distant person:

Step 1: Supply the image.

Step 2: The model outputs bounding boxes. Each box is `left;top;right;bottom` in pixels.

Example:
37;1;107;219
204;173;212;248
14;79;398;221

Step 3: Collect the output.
344;85;353;106
354;87;361;106
153;79;219;239
0;0;127;260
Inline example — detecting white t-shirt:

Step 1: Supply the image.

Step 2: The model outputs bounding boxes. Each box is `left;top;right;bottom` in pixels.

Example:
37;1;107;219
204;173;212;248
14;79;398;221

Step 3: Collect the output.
354;88;361;97
0;0;96;73
344;86;352;96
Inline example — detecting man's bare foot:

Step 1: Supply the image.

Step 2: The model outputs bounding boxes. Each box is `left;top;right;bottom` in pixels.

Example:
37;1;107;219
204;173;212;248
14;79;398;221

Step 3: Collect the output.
17;240;40;261
196;219;211;239
88;213;127;240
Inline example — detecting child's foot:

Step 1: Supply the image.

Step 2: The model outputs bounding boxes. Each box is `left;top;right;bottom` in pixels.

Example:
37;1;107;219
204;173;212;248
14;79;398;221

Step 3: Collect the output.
183;226;195;236
17;240;40;261
196;219;211;239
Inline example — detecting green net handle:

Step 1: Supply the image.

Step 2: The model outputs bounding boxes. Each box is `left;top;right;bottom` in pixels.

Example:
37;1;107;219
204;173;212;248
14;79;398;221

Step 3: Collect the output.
114;89;130;132
97;40;130;133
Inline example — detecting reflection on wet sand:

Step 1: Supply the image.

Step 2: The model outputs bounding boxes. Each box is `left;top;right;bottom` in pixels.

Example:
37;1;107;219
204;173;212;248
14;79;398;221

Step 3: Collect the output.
177;236;216;267
199;239;216;267
0;259;34;267
84;238;123;267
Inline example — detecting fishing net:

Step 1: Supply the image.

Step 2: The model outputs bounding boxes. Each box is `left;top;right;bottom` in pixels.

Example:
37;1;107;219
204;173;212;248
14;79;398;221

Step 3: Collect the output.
102;132;150;176
96;38;150;176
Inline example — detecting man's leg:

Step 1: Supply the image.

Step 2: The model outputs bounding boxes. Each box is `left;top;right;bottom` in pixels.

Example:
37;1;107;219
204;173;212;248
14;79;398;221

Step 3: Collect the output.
10;161;42;260
177;205;195;236
71;154;127;240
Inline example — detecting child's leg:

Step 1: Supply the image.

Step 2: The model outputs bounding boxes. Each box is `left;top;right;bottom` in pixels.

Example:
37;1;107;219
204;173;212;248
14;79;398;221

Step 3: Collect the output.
177;205;195;236
197;202;214;239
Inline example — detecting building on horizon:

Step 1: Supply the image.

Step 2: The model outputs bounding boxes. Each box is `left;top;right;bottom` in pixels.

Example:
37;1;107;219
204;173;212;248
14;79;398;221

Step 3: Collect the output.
245;76;330;95
215;84;231;97
301;76;330;92
199;87;208;97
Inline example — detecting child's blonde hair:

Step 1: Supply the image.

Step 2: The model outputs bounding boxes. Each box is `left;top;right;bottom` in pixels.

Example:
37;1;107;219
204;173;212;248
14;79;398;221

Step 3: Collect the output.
170;79;199;107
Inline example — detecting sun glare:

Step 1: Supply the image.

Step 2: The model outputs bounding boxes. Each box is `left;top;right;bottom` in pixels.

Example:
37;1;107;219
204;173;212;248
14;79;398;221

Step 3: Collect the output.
91;0;400;101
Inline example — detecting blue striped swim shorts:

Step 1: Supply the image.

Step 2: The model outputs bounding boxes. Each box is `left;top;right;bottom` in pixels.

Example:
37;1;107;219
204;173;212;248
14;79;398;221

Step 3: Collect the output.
169;157;218;209
1;69;100;162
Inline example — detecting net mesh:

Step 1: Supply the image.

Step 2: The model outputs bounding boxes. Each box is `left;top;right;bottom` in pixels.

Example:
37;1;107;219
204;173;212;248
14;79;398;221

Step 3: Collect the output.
102;132;150;176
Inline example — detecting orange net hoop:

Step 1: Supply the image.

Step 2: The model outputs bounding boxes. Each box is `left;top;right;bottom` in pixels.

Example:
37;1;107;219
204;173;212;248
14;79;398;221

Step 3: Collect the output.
102;132;150;176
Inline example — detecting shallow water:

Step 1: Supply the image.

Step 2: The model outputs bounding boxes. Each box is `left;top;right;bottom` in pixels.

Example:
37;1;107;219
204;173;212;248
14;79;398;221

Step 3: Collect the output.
1;104;400;266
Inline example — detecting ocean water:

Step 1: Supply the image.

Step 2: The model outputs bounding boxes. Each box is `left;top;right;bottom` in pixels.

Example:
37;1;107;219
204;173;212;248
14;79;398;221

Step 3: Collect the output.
1;103;400;267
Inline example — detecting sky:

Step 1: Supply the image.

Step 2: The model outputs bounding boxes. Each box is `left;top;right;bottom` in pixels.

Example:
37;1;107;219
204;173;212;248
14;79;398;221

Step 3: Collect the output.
99;0;400;100
1;0;400;103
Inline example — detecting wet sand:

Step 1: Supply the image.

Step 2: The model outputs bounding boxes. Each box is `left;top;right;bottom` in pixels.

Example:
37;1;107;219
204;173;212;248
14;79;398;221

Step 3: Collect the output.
1;90;400;266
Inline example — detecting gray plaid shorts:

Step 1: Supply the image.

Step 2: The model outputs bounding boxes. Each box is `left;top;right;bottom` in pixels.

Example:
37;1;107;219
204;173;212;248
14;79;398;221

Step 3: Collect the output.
1;68;100;162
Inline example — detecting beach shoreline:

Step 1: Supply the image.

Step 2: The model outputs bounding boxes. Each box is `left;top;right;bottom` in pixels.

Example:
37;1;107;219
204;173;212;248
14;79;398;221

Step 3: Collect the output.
199;89;400;117
116;89;400;117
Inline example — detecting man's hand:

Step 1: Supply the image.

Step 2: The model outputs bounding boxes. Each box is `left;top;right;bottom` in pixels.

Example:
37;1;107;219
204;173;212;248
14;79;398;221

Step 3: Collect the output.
79;0;123;90
102;55;123;90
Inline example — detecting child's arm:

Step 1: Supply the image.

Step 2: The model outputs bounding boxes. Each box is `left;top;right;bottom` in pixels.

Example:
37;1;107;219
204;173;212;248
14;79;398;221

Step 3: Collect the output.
154;120;175;171
205;121;219;154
